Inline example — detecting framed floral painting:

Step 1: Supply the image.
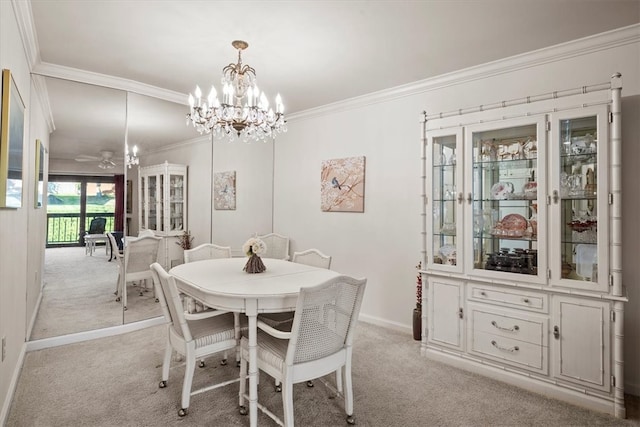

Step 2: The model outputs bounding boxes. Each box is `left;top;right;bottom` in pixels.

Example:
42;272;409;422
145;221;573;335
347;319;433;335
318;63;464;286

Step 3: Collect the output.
321;156;365;212
214;170;236;210
0;69;26;208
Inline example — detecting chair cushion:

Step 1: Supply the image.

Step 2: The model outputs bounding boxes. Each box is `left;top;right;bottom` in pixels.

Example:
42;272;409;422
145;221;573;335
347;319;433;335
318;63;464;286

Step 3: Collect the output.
187;312;236;349
241;331;289;372
258;312;294;329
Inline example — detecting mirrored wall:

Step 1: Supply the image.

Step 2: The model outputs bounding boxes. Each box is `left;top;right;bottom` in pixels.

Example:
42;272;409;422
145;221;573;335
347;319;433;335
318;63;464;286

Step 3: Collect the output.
29;74;275;342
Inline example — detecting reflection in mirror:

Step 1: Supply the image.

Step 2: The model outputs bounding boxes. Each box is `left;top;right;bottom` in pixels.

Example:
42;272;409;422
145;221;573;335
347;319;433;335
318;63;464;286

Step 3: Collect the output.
30;76;127;340
124;92;203;324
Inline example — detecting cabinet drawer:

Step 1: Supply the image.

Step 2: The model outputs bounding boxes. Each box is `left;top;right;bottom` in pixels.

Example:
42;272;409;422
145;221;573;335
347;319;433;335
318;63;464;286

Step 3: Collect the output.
469;306;544;346
470;330;546;373
468;283;547;313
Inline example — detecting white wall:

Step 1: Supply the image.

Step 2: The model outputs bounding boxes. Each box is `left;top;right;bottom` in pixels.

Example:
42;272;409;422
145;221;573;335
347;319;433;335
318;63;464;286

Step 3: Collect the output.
0;1;49;422
273;31;640;391
211;138;275;254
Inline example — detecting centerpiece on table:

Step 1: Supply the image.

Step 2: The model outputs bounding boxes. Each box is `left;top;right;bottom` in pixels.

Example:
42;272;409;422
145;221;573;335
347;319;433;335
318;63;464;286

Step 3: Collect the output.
242;237;267;273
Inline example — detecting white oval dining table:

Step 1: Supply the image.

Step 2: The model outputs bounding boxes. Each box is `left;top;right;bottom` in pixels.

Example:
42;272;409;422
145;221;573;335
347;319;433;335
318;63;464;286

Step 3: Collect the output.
170;257;341;426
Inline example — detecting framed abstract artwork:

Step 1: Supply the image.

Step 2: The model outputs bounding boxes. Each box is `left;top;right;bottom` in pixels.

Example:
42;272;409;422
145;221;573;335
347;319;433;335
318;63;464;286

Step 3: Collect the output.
321;156;366;212
0;69;26;208
214;170;236;210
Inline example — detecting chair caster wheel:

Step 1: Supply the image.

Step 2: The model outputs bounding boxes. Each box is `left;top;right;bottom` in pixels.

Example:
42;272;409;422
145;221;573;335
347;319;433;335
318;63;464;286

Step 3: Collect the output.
199;360;205;368
239;406;248;416
116;297;121;302
159;380;167;388
220;359;227;366
178;408;188;417
346;415;356;425
275;384;282;392
306;380;314;388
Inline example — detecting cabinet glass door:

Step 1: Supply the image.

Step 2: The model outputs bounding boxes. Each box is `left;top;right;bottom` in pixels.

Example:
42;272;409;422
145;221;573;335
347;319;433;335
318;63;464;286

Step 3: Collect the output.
550;107;608;292
148;175;157;231
140;176;147;230
427;128;463;272
169;173;185;231
466;117;546;282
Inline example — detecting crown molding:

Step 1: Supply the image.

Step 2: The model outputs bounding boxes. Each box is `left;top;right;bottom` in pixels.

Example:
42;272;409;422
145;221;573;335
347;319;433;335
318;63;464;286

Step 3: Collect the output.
31;62;187;105
288;23;640;122
30;74;55;133
11;0;40;70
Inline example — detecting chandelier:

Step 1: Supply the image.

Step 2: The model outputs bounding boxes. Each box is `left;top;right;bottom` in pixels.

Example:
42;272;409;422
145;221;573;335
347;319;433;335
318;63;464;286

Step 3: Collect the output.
186;40;286;142
125;144;139;168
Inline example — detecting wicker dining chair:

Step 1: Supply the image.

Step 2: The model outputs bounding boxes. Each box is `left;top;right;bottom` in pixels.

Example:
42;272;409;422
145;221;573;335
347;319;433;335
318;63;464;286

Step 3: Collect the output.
239;275;367;426
183;242;241;367
114;235;161;310
259;248;332;331
184;243;232;263
150;263;240;417
256;233;290;260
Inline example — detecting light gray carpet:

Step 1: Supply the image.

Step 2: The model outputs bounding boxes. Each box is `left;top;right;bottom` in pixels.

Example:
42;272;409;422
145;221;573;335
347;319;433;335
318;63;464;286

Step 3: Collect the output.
31;247;162;340
8;322;640;426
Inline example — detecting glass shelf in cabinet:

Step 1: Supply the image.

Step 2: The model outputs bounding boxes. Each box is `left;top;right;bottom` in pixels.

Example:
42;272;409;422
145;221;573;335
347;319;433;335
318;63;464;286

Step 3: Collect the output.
481;233;537;242
473;158;536;170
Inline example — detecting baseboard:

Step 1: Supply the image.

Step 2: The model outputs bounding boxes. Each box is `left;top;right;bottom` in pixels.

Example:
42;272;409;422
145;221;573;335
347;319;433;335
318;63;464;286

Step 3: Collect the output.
1;342;27;426
359;313;411;335
25;316;166;352
25;290;43;342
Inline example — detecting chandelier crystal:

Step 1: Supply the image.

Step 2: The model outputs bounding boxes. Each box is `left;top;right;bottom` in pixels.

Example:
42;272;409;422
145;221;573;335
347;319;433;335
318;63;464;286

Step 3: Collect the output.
186;40;286;142
125;144;139;168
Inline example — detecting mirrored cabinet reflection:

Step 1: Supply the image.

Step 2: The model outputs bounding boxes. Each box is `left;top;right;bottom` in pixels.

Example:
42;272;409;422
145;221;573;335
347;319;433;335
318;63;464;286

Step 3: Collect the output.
32;76;199;341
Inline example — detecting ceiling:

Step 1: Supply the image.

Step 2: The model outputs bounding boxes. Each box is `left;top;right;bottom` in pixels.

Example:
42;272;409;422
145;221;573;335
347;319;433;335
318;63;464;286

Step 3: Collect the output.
26;0;640;164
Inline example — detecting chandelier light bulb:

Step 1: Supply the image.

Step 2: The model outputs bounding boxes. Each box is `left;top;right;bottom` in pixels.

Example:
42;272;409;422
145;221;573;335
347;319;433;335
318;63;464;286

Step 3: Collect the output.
186;40;286;141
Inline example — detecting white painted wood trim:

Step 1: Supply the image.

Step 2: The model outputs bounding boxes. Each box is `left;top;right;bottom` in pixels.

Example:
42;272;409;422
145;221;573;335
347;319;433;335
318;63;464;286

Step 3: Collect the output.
287;24;640;122
31;62;187;105
25;289;43;342
426;347;620;417
24;316;166;352
0;342;26;427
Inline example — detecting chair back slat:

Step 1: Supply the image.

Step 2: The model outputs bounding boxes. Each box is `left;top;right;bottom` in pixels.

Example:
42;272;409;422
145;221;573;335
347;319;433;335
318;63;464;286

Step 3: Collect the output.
125;236;161;274
292;249;332;269
257;233;290;260
287;276;366;365
184;243;232;263
150;263;191;341
88;217;107;234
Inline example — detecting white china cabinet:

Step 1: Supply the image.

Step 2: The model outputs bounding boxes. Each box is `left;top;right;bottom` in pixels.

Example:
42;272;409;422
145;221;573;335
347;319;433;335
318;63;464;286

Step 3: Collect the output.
138;161;188;268
420;74;626;417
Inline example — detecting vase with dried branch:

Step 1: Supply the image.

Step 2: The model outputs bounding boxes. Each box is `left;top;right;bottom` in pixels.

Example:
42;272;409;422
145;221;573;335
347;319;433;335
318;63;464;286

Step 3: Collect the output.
175;230;194;250
413;261;423;341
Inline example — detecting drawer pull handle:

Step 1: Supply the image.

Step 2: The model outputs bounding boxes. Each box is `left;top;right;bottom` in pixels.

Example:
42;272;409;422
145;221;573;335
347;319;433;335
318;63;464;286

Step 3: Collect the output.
523;298;530;303
491;320;519;332
480;291;487;296
491;340;519;352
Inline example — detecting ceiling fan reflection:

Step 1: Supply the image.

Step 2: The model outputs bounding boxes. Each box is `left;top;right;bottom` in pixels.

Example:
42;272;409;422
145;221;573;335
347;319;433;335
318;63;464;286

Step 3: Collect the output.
74;150;119;170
